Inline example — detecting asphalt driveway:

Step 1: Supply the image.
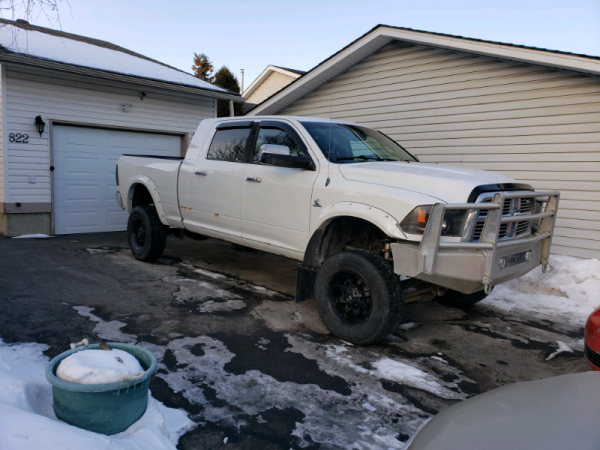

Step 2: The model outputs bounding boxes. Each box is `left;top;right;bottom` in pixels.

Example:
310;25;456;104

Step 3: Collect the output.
0;233;587;449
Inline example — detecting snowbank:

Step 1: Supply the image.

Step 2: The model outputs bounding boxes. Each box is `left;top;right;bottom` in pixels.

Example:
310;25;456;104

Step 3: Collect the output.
0;339;195;449
56;349;143;384
482;255;600;323
12;234;53;239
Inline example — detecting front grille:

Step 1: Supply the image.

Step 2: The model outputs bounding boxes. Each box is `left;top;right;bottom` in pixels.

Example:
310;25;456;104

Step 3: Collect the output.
471;194;535;242
585;344;600;369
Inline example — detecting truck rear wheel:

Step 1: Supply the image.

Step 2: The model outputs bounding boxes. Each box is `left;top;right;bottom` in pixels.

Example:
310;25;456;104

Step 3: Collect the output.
314;250;404;345
127;205;167;262
436;288;491;308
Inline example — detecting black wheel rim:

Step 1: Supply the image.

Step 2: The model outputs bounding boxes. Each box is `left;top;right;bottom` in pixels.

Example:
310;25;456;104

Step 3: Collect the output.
327;271;373;325
131;217;146;250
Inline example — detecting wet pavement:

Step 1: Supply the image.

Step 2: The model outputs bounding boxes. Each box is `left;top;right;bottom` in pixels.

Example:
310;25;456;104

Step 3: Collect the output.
0;233;588;449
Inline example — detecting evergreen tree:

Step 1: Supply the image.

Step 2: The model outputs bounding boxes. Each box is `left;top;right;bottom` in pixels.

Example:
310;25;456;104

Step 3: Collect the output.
213;66;243;117
191;53;214;81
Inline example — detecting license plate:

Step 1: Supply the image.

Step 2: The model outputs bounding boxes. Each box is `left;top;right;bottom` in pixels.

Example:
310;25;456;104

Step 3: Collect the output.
505;251;527;268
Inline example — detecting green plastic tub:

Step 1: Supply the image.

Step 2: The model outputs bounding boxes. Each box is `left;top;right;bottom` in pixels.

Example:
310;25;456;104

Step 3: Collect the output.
45;342;157;435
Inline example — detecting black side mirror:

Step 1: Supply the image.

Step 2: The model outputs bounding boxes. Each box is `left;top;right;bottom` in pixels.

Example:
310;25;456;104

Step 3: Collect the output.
261;153;316;171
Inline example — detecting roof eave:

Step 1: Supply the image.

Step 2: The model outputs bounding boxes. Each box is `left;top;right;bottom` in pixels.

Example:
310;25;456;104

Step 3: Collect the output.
0;52;243;101
248;25;600;116
242;65;301;99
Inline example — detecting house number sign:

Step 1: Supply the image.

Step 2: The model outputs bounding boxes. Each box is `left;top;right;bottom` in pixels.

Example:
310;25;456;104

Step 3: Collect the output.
9;133;29;143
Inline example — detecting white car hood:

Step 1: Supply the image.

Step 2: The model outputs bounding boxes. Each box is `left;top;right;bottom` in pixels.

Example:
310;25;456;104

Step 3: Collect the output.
338;161;518;203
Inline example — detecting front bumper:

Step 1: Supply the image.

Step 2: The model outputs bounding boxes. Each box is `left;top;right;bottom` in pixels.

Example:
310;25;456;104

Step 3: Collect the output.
391;191;560;294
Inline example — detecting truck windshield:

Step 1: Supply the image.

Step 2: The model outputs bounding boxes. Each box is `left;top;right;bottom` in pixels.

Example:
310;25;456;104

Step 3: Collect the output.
300;121;417;163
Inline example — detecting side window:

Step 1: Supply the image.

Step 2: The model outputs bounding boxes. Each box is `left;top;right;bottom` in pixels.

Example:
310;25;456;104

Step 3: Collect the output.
253;127;306;163
207;128;251;162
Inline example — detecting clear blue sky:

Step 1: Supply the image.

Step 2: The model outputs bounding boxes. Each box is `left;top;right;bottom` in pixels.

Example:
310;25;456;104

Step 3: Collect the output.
30;0;600;93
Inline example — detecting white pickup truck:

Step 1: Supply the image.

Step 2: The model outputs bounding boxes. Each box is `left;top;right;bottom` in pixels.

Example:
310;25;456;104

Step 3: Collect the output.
116;116;559;345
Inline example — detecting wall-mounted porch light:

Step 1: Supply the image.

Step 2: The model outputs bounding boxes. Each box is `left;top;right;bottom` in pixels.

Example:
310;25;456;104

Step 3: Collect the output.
34;115;46;136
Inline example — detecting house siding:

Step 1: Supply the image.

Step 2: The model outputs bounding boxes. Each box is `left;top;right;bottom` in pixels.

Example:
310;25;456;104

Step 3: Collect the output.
246;71;296;105
4;67;214;205
0;65;4;204
279;41;600;259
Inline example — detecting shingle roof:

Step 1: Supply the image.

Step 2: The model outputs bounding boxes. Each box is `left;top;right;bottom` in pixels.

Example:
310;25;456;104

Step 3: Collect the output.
272;66;306;75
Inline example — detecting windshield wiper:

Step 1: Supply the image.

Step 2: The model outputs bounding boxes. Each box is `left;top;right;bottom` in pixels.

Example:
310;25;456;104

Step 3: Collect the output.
335;155;383;162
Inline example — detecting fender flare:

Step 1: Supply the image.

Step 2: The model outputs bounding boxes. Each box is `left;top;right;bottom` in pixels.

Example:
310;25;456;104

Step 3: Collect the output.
126;175;170;226
296;202;407;303
304;202;406;267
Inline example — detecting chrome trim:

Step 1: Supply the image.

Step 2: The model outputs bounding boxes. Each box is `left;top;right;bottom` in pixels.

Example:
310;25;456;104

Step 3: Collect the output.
115;191;124;209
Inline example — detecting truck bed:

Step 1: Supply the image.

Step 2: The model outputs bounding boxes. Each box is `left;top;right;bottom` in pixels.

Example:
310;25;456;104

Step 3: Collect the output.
117;154;184;226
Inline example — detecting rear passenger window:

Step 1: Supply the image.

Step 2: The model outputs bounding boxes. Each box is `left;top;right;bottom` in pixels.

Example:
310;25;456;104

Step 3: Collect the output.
207;128;251;162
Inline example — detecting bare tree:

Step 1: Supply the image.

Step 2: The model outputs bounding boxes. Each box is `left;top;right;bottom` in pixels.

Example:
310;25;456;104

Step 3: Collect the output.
0;0;68;27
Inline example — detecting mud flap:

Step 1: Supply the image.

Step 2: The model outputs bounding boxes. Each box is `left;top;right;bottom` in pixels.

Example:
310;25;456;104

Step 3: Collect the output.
296;264;318;303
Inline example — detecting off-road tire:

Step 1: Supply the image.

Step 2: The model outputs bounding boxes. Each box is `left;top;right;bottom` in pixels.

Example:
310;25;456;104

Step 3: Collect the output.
127;205;167;262
314;250;404;345
436;288;491;308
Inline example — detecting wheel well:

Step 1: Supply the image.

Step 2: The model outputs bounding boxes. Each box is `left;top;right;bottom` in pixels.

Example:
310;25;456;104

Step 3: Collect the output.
303;217;390;267
130;184;154;209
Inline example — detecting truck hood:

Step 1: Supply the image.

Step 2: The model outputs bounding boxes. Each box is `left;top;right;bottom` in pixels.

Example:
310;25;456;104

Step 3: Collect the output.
338;161;517;203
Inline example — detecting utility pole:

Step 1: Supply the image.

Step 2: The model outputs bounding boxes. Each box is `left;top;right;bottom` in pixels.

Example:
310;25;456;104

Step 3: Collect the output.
240;69;244;94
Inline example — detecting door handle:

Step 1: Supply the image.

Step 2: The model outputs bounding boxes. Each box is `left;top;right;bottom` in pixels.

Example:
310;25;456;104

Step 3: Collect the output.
195;170;207;176
246;177;261;183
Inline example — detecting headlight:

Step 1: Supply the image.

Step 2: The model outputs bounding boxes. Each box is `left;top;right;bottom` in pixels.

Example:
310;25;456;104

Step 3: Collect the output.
400;205;466;237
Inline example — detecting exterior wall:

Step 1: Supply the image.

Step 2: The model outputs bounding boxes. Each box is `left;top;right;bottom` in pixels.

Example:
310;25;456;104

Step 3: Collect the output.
279;41;600;259
246;71;297;106
1;66;215;236
0;65;4;204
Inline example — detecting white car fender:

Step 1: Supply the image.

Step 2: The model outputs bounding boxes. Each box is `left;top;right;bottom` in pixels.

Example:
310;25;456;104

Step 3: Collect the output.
312;202;407;239
126;175;170;226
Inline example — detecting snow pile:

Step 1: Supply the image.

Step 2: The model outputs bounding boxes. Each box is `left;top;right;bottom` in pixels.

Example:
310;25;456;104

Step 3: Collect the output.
483;255;600;322
12;234;53;239
372;357;454;398
0;25;226;92
0;339;195;449
56;349;144;384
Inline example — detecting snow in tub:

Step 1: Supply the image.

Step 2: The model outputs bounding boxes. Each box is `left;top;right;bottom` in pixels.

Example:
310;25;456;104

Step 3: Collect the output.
45;340;157;435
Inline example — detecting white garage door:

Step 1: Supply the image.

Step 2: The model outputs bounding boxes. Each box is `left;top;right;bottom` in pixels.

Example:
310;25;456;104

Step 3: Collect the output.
53;125;181;234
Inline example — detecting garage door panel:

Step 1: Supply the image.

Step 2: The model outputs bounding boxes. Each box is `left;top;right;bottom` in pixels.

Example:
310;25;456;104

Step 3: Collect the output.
55;209;100;232
107;210;128;228
53;125;180;234
63;128;103;148
145;134;181;152
59;183;101;204
58;155;103;176
108;132;138;150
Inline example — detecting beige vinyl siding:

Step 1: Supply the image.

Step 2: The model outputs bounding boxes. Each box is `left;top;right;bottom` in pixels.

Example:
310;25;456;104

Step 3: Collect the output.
4;68;213;205
280;41;600;259
246;71;296;105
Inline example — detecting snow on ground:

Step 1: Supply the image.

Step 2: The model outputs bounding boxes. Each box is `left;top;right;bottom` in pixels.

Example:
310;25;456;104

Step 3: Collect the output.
546;341;575;361
372;358;453;398
12;234;53;239
73;306;137;343
0;25;226;92
482;255;600;323
0;339;194;450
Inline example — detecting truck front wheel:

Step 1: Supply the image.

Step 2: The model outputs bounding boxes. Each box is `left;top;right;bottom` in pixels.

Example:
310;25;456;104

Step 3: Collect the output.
314;250;404;345
127;205;167;262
